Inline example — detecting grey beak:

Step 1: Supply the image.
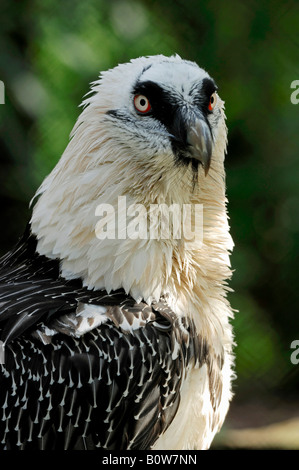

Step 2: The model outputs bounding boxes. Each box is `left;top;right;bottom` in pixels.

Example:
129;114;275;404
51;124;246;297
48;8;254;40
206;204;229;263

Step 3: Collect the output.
187;116;213;175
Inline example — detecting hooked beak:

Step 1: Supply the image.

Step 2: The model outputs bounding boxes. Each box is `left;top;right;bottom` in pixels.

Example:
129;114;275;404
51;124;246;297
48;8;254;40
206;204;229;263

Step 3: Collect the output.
186;116;212;175
170;109;213;175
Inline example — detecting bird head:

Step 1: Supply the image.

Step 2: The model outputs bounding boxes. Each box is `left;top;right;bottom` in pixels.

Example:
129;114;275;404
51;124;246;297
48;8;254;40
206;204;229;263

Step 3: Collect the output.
74;54;227;198
31;55;232;305
104;56;221;174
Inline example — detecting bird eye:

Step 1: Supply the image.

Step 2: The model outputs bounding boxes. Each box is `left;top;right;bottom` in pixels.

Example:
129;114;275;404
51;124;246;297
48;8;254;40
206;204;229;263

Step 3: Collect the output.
208;92;217;111
134;95;152;114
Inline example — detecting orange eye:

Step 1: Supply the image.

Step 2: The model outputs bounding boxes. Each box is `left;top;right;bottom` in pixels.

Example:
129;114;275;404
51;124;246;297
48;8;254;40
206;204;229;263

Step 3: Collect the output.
134;95;151;114
208;92;217;111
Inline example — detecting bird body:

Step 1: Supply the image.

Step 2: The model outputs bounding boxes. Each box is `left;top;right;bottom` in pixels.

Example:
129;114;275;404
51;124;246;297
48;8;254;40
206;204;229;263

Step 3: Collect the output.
0;55;234;450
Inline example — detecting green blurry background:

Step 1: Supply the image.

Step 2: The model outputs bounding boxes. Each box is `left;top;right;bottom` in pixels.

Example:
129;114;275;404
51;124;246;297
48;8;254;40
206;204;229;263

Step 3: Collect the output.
0;0;299;449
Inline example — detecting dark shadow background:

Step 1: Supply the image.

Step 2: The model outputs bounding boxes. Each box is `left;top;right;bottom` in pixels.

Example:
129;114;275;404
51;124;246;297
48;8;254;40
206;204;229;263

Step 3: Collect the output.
1;0;299;449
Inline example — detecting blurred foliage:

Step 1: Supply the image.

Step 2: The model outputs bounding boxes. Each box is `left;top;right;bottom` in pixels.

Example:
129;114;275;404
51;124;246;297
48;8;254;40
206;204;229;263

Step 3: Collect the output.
1;0;299;418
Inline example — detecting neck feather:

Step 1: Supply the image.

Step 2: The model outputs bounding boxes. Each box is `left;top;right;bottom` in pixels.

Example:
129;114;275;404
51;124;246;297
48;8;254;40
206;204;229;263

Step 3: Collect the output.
31;111;233;343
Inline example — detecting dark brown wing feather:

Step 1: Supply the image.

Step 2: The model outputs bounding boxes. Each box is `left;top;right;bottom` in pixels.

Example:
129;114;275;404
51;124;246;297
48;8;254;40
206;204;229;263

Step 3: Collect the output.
0;227;211;450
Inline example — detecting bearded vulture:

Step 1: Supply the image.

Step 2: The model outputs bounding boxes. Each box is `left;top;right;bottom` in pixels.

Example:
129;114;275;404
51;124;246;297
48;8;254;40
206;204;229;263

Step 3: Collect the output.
0;55;234;450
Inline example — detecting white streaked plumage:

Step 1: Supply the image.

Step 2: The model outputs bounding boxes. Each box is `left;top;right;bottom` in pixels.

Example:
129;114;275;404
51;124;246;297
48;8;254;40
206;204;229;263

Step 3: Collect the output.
0;54;234;450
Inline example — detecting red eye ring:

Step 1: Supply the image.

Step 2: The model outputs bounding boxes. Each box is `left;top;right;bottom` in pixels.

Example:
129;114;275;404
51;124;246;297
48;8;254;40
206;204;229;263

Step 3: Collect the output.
208;92;217;111
134;95;151;114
